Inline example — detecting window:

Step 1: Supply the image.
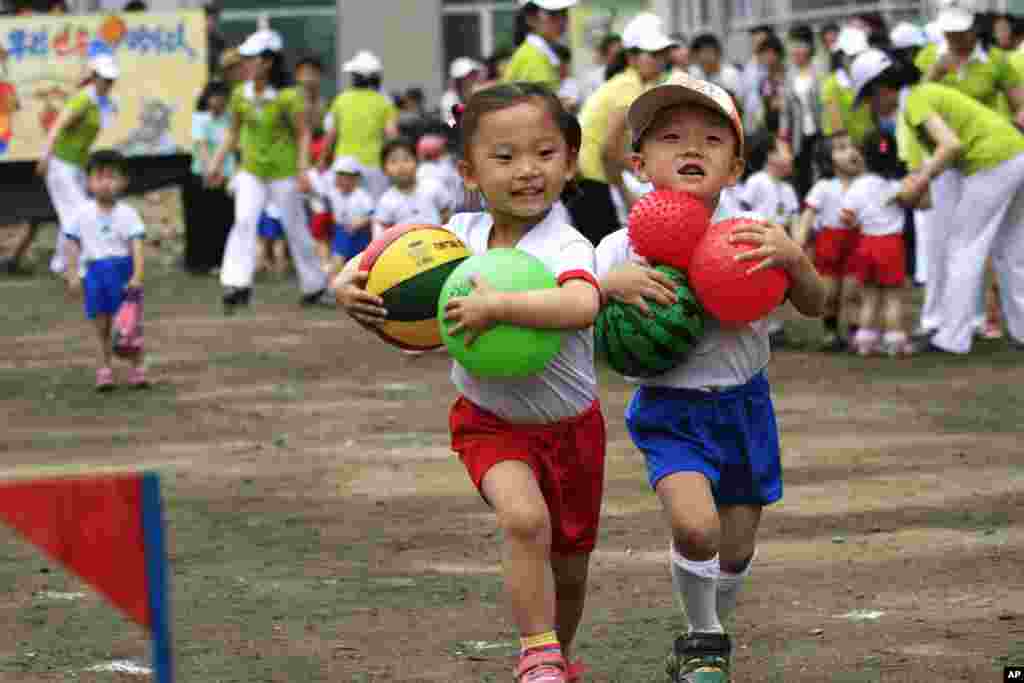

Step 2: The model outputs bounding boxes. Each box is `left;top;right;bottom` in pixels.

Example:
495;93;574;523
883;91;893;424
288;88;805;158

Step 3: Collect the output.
442;0;516;68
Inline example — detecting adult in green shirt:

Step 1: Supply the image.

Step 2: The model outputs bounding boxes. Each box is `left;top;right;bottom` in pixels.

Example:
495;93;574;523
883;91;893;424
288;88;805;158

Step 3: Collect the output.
914;5;1024;126
35;55;120;275
208;29;327;312
820;26;875;145
503;0;576;91
852;48;1024;355
320;50;398;199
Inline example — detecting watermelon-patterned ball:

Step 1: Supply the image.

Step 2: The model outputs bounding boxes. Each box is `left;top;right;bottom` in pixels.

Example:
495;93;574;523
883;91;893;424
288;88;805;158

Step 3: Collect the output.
688;218;790;326
595;265;707;378
628;189;712;271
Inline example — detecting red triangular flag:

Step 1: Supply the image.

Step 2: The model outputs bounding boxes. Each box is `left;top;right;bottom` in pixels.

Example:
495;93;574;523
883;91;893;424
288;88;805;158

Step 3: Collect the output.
0;474;150;628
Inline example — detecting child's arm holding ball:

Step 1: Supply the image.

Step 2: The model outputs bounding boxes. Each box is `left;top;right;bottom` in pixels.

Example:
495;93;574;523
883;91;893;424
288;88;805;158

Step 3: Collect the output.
730;220;827;318
333;251;387;328
595;230;677;316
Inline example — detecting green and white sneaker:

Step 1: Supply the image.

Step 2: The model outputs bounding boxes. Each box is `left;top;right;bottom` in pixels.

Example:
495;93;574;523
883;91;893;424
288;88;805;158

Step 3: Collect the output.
666;632;731;683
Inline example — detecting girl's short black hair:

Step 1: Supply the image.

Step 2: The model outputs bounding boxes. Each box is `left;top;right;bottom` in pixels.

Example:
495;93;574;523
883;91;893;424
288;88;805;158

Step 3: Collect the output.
757;33;786;58
195;79;231;111
744;130;779;177
861;129;906;179
816;131;851;179
352;73;381;90
860;53;922;103
87;149;128;176
380;136;417;167
789;24;815;52
690;33;722;53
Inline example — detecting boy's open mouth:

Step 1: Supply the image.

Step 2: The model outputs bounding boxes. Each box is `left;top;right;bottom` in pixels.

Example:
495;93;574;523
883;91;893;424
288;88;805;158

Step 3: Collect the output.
677;163;706;177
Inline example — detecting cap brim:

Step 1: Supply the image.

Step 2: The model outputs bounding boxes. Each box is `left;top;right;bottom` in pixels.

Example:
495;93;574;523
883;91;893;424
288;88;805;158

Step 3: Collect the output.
936;11;974;33
635;35;676;52
531;0;577;9
629;84;743;156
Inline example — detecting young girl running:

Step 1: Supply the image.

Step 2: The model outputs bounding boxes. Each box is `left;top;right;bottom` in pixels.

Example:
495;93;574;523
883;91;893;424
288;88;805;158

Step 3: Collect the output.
336;83;604;683
207;29;327;313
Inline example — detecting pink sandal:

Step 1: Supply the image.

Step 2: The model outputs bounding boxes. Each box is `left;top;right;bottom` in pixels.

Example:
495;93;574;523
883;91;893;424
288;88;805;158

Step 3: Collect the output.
516;651;567;683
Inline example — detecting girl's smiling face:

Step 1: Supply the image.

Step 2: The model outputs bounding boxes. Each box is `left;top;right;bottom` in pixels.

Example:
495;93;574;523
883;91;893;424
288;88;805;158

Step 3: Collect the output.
459;99;576;228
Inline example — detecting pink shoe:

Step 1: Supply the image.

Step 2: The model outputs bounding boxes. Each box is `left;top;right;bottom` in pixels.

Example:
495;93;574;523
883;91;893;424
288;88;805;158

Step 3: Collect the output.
516;652;568;683
983;321;1004;340
95;367;114;392
567;659;588;681
128;366;149;389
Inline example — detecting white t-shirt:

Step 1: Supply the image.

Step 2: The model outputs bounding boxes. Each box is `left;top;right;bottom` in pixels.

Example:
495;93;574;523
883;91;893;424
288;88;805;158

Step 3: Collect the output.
320;182;374;230
842;174;905;237
374;179;454;232
62;200;145;263
595;202;773;390
804;177;849;231
446;210;600;423
718;184;746;218
739;171;800;227
688;62;743;98
416;156;464;210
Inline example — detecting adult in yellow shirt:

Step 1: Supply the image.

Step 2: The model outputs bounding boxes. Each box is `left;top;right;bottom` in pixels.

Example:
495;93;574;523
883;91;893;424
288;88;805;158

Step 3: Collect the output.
572;13;674;245
852;48;1024;355
321;51;399;199
503;0;576;91
820;26;875;145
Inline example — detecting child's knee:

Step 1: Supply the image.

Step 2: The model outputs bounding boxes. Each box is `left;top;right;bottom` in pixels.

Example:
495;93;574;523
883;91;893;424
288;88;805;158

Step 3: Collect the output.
496;501;551;544
671;522;720;559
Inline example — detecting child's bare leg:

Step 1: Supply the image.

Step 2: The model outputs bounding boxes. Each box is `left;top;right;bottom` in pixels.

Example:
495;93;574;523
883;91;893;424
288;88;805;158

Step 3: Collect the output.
273;240;288;275
481;461;556;638
10;221;41;264
822;275;839;319
839;275;861;335
256;238;270;273
316;240;330;270
550;552;590;661
657;472;722;634
882;287;904;334
94;315;113;368
716;504;762;628
326;255;346;288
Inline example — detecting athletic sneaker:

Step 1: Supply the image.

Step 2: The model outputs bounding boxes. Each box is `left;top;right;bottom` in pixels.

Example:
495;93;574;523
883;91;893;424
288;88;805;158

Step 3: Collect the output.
222;287;252;315
95;367;114;392
667;632;731;683
299;288;330;307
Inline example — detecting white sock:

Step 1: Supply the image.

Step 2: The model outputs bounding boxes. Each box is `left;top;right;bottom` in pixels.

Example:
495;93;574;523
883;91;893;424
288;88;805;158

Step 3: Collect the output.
716;552;754;628
670;544;723;635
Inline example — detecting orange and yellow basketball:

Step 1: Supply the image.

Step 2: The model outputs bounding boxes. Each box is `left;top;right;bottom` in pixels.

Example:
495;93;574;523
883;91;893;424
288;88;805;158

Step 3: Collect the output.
359;224;471;351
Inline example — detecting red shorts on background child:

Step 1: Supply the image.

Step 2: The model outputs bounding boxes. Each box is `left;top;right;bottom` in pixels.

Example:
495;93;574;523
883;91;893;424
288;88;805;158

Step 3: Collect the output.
814;226;860;278
850;232;905;287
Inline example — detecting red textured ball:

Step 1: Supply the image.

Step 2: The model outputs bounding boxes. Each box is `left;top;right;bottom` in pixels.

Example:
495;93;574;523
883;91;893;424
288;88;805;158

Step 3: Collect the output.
628;189;712;271
689;218;791;326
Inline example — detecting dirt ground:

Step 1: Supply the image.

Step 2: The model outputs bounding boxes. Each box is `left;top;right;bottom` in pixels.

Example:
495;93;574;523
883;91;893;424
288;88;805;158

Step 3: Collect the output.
0;260;1021;683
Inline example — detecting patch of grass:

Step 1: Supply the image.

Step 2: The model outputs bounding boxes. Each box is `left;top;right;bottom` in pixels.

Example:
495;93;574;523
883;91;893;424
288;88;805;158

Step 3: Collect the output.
995;641;1024;669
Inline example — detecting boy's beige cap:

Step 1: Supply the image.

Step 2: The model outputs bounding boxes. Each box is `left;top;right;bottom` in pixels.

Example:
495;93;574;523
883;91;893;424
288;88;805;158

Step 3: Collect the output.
628;71;745;158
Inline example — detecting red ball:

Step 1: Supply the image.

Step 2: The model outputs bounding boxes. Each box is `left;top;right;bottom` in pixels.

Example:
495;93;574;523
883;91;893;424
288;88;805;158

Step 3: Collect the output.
628;189;712;271
689;218;790;326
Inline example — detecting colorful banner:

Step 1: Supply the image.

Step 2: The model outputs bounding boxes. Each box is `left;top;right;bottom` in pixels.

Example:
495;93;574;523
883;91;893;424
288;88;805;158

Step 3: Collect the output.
0;9;206;162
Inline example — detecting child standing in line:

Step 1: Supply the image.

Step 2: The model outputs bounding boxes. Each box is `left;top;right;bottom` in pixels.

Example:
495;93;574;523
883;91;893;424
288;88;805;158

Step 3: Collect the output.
337;83;604;683
63;150;149;391
797;131;864;350
840;131;919;356
597;72;825;682
256;203;289;276
318;156;375;284
373;137;455;238
416;133;465;211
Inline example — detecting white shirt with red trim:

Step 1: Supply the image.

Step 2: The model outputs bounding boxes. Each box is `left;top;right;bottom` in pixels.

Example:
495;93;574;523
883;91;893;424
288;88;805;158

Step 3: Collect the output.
445;210;600;423
596;202;773;390
739;171;800;227
841;174;905;237
804;177;849;232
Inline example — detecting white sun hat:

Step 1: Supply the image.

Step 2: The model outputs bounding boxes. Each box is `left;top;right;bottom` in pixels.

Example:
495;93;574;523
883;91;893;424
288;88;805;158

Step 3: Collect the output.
834;25;870;56
621;12;677;53
517;0;577;9
331;156;362;175
850;48;893;107
343;50;383;75
238;29;283;56
890;22;928;49
935;0;975;33
88;54;119;80
450;57;483;80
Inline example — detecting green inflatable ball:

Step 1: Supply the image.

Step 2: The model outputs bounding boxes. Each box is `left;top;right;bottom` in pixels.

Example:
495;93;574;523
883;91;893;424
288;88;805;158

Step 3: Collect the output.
438;248;565;377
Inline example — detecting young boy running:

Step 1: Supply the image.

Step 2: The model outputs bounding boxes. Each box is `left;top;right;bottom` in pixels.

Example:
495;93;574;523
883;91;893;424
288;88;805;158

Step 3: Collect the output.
597;72;826;682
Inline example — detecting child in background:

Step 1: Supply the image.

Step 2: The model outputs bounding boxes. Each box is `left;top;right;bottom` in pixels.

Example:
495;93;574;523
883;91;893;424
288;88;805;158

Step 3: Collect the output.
797;131;864;351
738;133;800;347
374;137;454;239
256;204;288;276
598;72;825;682
337;83;604;683
840;131;918;356
320;156;375;284
307;132;335;271
62;150;148;391
416;133;464;212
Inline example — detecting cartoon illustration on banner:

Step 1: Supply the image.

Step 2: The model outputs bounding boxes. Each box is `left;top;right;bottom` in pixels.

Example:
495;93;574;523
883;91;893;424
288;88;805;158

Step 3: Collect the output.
0;9;206;161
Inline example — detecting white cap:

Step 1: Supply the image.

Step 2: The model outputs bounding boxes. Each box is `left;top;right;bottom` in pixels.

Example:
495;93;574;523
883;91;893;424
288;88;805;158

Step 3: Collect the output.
834;25;870;56
622;13;677;53
890;22;928;49
332;156;362;175
450;57;483;80
343;50;383;75
89;55;119;80
924;20;946;45
628;71;744;157
850;48;893;106
238;29;283;56
936;4;975;33
516;0;576;10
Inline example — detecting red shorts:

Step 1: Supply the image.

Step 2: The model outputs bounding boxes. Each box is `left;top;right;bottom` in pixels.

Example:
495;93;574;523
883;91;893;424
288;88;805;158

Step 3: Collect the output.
309;211;334;242
849;233;906;287
450;396;606;555
814;227;860;278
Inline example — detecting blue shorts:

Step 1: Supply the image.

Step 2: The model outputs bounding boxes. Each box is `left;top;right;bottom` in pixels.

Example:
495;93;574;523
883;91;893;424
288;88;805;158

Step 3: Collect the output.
257;211;284;240
84;255;134;319
625;371;782;506
331;225;371;260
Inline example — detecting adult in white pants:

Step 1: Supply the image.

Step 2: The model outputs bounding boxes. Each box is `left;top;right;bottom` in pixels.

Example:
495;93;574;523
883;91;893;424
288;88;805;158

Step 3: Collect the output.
916;167;961;333
851;48;1024;354
207;29;327;312
35;56;120;274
